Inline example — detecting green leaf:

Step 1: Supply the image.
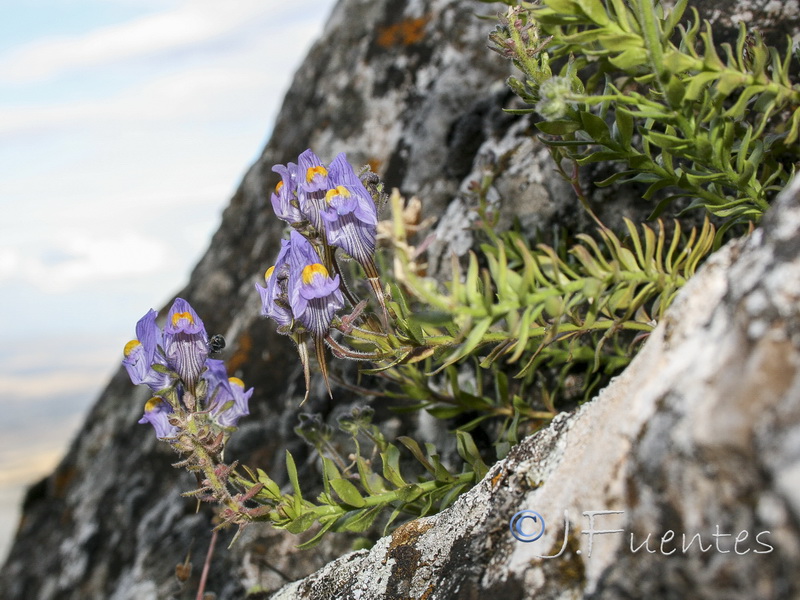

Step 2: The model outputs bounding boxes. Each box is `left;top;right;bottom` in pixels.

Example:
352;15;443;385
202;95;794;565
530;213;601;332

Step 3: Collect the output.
286;450;303;503
614;108;634;147
684;71;720;101
544;0;581;13
397;436;436;475
645;130;690;151
330;478;366;508
381;444;407;488
256;468;282;500
664;75;686;107
577;150;625;164
285;509;318;534
715;71;747;97
436;317;493;371
575;0;610;25
609;48;648;70
339;506;383;532
438;483;469;511
356;456;383;496
536;120;582;135
396;483;425;503
663;0;689;35
662;49;696;75
595;170;633;187
456;431;489;480
595;32;642;51
724;85;765;119
579;111;612;143
321;457;340;497
642;178;673;200
508;304;542;363
608;0;635;31
465;252;483;308
428;449;456;483
297;515;339;549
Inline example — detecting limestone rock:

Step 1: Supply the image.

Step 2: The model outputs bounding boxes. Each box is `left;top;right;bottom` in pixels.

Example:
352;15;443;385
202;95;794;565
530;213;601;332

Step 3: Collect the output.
2;0;800;599
267;168;800;600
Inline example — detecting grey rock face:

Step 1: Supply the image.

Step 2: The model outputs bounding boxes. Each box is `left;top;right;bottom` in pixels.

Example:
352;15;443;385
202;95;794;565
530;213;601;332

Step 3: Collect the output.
0;1;514;598
267;171;800;600
2;0;800;599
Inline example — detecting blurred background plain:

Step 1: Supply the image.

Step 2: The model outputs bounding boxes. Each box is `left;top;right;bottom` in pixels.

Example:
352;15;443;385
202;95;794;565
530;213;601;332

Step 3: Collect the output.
0;0;337;563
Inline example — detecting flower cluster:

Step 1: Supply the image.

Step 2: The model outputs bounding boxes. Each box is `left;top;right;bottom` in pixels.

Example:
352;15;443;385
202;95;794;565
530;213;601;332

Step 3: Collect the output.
257;230;345;337
255;149;387;397
123;297;252;440
269;149;378;268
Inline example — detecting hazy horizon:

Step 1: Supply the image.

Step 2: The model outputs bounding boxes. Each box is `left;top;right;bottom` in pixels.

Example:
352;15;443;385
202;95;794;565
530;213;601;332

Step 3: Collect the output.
0;0;337;564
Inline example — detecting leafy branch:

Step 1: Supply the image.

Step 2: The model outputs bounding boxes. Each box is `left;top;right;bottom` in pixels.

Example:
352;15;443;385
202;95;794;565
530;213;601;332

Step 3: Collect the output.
489;0;799;230
125;0;784;555
233;407;485;548
379;189;714;379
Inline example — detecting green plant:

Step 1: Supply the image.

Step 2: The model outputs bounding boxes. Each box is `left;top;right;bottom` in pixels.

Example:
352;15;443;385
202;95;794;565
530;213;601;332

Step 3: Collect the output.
125;0;796;562
489;0;800;236
230;184;716;546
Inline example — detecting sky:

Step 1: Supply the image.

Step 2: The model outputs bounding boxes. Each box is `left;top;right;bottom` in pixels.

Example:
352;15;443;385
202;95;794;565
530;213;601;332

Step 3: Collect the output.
0;0;337;564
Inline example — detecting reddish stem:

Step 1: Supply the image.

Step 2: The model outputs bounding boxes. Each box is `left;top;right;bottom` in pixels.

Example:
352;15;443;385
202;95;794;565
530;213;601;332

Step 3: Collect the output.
196;529;218;600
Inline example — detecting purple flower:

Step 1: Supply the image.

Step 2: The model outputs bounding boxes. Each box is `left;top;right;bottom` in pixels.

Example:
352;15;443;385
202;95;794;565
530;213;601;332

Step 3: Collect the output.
287;230;344;336
203;359;252;428
123;309;171;392
271;162;303;223
163;298;209;390
138;397;179;440
256;238;293;329
297;149;330;230
321;153;378;265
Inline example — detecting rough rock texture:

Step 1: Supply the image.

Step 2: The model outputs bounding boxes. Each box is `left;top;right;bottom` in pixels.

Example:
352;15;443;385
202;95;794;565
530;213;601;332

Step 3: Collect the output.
1;0;800;599
267;168;800;600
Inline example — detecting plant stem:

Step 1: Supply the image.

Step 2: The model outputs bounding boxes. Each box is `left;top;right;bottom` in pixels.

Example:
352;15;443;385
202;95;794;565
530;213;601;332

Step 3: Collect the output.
195;529;218;600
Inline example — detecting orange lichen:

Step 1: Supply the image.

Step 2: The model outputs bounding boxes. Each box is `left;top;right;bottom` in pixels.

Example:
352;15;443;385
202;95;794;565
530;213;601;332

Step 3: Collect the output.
225;331;252;374
491;469;506;490
376;16;429;48
53;465;77;499
388;518;434;551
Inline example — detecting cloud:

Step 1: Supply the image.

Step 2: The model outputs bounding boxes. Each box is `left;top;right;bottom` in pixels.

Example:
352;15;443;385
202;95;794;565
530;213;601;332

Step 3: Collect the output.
0;231;171;292
0;0;298;84
0;63;281;135
0;335;123;374
0;370;103;402
0;11;326;137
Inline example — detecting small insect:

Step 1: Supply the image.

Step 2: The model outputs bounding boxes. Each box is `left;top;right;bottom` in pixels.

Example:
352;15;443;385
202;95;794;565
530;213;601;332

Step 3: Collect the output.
209;334;226;356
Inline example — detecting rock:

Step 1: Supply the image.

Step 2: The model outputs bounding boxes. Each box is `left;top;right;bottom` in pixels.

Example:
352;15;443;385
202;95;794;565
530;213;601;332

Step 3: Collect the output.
2;0;800;598
266;168;800;600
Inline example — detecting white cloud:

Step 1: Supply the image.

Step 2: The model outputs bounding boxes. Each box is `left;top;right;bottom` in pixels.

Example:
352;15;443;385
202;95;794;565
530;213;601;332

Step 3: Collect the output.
0;231;171;292
0;0;338;564
0;335;123;374
0;64;279;134
0;0;298;84
0;14;323;136
0;370;103;403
